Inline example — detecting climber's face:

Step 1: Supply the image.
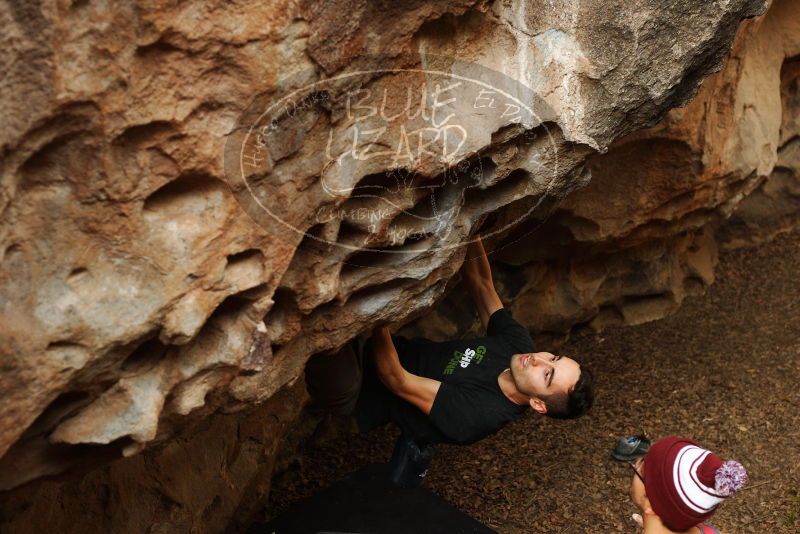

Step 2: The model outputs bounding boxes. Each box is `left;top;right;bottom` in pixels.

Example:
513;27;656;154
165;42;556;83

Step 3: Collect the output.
509;351;581;414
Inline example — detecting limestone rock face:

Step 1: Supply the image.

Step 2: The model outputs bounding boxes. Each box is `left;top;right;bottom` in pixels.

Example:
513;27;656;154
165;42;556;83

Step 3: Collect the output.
0;380;307;534
0;0;772;529
405;0;800;342
719;53;800;246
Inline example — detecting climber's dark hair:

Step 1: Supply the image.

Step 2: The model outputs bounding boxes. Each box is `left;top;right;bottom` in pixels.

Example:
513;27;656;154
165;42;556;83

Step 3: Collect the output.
543;366;594;420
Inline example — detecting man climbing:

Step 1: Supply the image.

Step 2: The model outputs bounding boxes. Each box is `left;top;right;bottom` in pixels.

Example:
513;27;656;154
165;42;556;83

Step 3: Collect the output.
305;235;593;451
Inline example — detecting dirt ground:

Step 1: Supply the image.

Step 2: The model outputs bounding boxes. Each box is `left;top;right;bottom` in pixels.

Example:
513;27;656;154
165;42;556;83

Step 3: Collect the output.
266;229;800;533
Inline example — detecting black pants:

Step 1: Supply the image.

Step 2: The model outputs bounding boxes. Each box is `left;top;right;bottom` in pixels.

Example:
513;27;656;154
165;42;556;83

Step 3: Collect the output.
304;337;368;416
306;336;405;434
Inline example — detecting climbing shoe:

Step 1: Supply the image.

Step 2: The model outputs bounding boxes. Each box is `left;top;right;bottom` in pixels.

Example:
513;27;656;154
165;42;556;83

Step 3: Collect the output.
611;435;651;462
388;434;435;488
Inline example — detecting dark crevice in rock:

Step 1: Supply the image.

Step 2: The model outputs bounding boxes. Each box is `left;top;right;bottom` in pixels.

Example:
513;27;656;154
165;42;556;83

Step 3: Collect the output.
120;336;169;377
142;173;227;213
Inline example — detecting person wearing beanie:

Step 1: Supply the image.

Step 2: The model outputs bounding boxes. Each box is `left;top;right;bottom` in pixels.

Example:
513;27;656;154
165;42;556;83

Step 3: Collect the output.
629;436;747;533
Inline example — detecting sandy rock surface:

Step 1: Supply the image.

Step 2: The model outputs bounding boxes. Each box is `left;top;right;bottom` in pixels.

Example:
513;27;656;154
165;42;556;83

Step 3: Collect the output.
405;0;800;344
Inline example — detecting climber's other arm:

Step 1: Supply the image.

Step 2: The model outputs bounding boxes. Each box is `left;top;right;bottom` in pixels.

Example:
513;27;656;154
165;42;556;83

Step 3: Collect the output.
371;326;441;415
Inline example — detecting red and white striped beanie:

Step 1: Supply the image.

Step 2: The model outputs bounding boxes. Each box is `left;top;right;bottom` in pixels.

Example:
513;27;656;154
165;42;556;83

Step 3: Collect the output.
644;436;747;531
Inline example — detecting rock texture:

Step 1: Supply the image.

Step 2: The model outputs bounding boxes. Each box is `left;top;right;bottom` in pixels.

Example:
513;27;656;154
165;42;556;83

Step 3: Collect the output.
404;0;800;342
719;54;800;246
0;379;307;534
0;0;781;531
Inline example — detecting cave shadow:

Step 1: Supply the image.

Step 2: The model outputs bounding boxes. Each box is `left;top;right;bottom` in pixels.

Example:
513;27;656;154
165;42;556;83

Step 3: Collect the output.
248;463;495;534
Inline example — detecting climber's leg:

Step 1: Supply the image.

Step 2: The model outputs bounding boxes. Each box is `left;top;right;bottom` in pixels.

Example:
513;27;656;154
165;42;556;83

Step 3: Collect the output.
388;434;435;488
305;339;364;416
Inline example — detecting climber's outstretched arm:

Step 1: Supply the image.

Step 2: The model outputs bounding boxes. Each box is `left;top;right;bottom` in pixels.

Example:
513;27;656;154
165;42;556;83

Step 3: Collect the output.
459;236;504;329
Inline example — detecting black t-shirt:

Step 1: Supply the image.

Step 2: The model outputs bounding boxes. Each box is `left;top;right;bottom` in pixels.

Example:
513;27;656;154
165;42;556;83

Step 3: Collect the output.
354;308;535;445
